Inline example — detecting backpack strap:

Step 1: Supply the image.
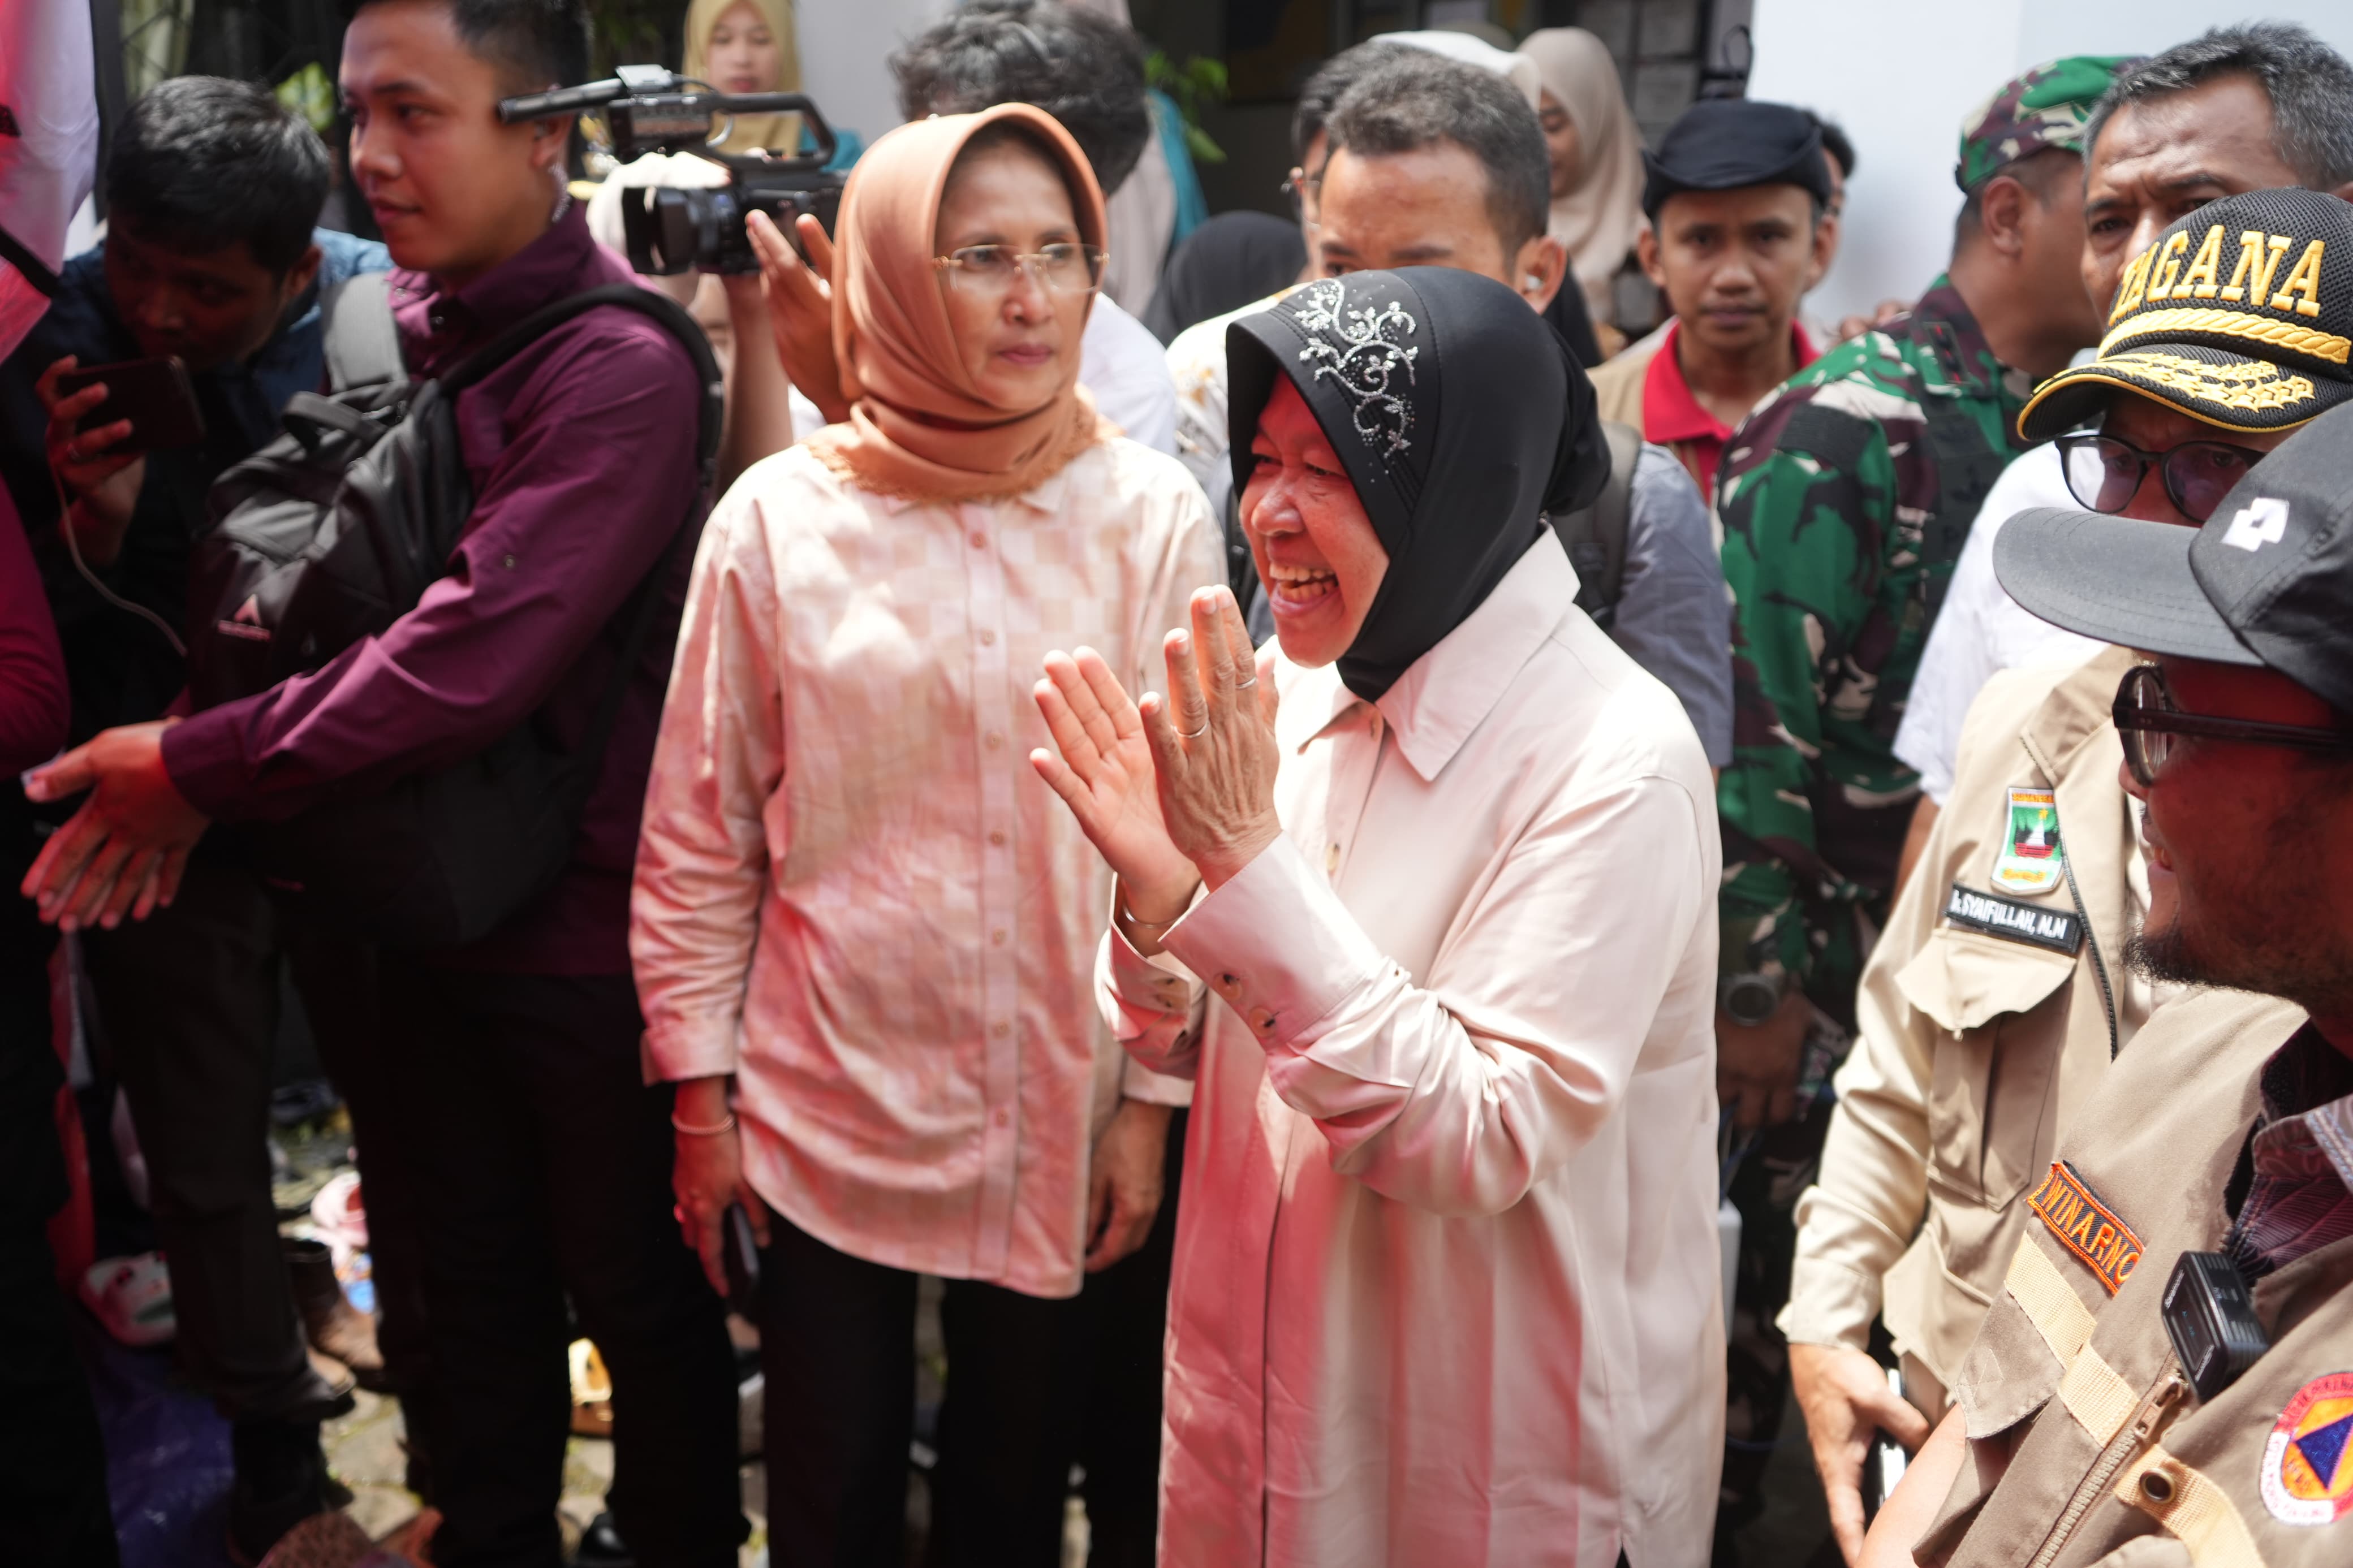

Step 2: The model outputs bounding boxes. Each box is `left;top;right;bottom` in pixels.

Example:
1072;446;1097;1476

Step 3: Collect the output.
1551;419;1641;630
320;271;405;391
458;283;726;813
438;282;725;486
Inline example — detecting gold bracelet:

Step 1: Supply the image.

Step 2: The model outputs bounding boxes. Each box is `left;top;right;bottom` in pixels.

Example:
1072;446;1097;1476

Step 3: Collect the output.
671;1110;738;1137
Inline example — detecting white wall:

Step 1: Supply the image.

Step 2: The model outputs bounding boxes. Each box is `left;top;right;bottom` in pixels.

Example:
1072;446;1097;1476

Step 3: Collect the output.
1748;0;2353;325
794;0;953;151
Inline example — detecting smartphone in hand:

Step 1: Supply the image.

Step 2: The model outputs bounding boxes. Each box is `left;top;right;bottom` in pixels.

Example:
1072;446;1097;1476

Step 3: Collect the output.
55;356;206;452
722;1202;762;1318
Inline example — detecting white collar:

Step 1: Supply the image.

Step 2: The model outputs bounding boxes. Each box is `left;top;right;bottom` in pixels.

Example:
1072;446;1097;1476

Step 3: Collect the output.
1274;534;1581;781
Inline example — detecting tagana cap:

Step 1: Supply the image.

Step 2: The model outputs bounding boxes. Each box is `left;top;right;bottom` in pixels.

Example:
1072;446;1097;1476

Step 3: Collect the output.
1640;100;1829;221
2018;187;2353;442
1996;399;2353;715
1954;55;2137;192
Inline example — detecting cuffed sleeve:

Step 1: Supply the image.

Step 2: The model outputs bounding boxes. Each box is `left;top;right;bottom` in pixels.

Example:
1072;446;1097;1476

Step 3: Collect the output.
629;481;786;1082
1098;919;1206;1082
1164;774;1712;1219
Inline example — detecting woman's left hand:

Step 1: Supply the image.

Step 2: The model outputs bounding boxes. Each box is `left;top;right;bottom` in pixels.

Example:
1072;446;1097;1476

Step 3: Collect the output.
1141;588;1283;890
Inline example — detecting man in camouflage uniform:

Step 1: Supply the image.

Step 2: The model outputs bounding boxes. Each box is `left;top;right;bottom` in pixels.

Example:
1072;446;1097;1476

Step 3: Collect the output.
1706;57;2132;1560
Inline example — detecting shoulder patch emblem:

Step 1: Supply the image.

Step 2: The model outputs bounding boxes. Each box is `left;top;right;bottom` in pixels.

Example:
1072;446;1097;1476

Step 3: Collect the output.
1992;785;2066;895
2028;1160;2142;1294
2263;1372;2353;1525
1945;884;2084;955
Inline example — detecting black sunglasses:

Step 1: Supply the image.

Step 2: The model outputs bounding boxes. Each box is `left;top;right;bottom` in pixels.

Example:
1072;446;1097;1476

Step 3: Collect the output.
2057;433;2269;524
2111;663;2353;786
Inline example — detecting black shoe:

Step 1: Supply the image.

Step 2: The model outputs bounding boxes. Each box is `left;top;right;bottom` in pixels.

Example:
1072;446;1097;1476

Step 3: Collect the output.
225;1416;332;1566
573;1510;635;1568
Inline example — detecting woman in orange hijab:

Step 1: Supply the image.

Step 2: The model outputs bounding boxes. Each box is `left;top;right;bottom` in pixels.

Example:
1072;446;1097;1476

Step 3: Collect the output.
632;103;1220;1565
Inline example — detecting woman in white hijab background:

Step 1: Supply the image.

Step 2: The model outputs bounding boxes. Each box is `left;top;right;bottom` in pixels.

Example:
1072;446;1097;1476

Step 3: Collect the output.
1518;28;1646;347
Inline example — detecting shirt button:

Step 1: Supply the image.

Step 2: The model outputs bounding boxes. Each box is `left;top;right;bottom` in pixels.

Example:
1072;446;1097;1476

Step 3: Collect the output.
979;629;996;646
1217;972;1239;993
991;928;1007;946
502;554;517;569
985;731;1004;751
990;1020;1009;1038
969;531;988;548
1247;1006;1277;1035
1325;843;1340;874
989;830;1007;847
994;1107;1010;1128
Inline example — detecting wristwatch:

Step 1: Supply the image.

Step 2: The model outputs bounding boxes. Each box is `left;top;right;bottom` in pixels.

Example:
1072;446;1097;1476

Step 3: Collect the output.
1718;971;1785;1029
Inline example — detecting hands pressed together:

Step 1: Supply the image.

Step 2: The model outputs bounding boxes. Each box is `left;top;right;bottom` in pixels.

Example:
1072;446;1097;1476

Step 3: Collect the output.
1028;585;1283;952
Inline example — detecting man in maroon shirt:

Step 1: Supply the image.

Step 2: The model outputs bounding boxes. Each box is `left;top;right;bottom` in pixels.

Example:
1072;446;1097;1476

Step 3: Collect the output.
22;1;742;1562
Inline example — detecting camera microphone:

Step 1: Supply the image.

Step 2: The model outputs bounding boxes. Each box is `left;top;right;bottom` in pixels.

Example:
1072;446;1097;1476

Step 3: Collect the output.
497;65;676;123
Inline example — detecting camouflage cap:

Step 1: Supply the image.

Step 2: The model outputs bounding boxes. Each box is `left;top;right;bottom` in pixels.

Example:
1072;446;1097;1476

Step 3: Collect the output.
1954;55;2138;192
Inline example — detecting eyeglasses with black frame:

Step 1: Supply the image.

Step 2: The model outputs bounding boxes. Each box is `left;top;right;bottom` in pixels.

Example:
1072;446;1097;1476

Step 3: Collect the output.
2057;433;2270;524
2111;663;2353;786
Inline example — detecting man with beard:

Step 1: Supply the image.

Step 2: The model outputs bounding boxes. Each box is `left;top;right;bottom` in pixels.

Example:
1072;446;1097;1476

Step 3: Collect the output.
1782;32;2353;1543
1860;192;2353;1568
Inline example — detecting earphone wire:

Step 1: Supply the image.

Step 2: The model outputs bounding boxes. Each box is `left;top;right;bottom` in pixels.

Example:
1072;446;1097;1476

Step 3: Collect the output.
49;461;189;657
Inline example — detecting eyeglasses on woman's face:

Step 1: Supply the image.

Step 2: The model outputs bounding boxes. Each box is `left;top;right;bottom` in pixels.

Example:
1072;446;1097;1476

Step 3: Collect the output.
930;243;1106;296
2111;662;2353;787
2057;432;2268;524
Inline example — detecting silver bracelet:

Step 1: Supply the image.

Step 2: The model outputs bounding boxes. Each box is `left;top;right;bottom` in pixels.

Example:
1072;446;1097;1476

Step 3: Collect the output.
671;1109;738;1137
1121;902;1181;932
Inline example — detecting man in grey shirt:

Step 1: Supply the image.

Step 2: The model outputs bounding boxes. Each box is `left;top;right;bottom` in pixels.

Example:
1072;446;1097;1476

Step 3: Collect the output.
1616;441;1733;765
1174;49;1732;762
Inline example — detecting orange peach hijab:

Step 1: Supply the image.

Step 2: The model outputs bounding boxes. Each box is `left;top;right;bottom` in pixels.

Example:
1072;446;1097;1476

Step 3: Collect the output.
807;104;1115;504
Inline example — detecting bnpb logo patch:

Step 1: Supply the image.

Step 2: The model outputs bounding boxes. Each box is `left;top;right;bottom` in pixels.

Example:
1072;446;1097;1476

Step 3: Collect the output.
2262;1372;2353;1526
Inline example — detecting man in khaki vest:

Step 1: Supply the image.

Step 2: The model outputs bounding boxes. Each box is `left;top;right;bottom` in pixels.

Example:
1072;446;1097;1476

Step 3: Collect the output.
1785;175;2332;1561
1861;193;2353;1568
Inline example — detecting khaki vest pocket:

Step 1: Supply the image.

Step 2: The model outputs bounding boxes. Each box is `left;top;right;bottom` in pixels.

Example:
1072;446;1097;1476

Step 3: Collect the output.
1897;927;2076;1208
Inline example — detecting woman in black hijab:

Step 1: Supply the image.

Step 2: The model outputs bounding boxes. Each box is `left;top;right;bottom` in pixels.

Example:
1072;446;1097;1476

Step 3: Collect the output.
1025;266;1725;1566
1222;264;1606;697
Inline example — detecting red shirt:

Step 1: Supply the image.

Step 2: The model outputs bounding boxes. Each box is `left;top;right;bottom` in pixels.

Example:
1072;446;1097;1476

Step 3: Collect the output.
1640;319;1819;498
162;204;703;974
0;483;67;775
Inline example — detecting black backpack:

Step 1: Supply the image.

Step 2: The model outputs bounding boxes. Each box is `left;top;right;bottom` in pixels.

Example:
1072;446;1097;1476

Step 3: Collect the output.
187;275;723;947
1549;418;1640;632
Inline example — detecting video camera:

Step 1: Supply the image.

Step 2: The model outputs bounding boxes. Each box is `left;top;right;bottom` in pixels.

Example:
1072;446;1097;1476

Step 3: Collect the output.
497;65;843;276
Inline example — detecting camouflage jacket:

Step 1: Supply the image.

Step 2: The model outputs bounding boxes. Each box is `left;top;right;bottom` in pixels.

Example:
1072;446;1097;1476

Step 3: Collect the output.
1714;277;2032;1021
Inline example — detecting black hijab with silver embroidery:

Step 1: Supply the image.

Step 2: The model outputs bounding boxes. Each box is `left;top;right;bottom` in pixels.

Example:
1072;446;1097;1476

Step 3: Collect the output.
1226;267;1606;701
